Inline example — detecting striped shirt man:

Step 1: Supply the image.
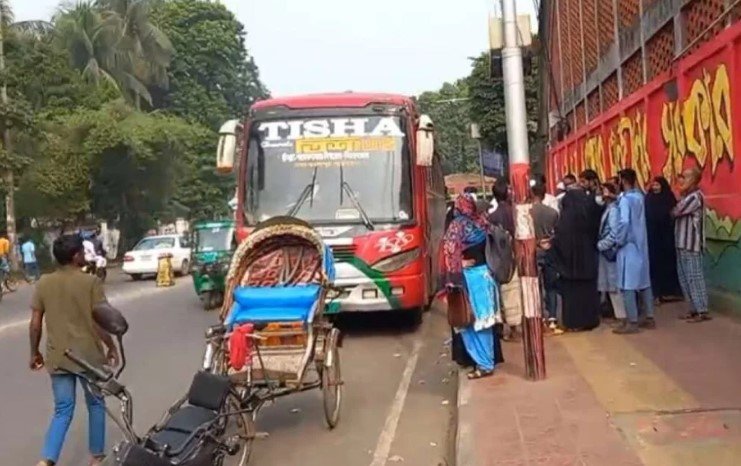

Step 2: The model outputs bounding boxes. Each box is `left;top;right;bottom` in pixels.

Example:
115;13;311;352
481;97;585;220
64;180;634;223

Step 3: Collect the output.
673;188;704;253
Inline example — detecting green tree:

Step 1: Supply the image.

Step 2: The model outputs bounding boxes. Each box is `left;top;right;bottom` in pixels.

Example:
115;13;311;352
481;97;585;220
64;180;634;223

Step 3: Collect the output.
97;0;174;107
150;0;269;221
55;0;173;108
0;1;52;266
467;52;540;174
30;100;210;247
151;0;268;128
417;80;479;174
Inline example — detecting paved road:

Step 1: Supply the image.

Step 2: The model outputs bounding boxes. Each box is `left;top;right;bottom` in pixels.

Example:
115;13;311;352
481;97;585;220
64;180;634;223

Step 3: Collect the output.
0;273;455;466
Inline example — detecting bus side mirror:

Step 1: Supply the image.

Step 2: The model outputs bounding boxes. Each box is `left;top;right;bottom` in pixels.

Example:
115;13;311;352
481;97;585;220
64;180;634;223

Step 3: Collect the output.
416;115;434;167
217;120;242;174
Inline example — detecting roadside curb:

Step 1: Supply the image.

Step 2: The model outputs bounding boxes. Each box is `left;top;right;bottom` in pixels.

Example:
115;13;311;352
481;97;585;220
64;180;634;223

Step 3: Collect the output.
455;370;476;466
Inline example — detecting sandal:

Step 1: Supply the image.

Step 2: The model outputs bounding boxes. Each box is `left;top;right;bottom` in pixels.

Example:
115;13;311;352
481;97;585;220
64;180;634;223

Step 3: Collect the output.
686;313;712;323
467;369;494;380
679;312;697;320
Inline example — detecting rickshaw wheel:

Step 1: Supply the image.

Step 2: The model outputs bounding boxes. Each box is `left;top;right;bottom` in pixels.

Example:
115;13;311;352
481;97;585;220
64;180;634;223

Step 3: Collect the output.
322;327;342;429
217;392;255;466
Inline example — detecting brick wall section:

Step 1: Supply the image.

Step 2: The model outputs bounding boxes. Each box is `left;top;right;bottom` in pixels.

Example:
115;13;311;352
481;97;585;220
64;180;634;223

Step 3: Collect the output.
597;0;616;55
583;0;599;75
547;0;738;142
587;90;601;122
617;0;640;30
560;0;574;91
568;0;585;87
602;72;620;111
575;102;587;130
733;2;741;22
682;0;725;54
566;110;576;133
646;21;675;80
551;1;563;108
622;51;644;96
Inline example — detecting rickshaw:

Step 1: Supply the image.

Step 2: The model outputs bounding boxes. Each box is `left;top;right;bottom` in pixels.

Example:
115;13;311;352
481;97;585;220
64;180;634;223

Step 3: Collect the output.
191;220;236;310
201;216;343;456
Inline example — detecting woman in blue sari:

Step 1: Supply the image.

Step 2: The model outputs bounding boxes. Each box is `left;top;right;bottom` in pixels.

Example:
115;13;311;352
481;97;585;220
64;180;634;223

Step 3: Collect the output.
441;195;501;379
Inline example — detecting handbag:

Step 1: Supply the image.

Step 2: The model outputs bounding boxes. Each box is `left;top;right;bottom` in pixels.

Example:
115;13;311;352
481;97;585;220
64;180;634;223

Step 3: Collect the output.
446;286;474;328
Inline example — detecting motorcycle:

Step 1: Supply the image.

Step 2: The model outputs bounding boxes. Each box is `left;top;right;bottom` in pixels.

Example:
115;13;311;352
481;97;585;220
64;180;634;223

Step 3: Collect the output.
82;257;107;282
65;304;254;466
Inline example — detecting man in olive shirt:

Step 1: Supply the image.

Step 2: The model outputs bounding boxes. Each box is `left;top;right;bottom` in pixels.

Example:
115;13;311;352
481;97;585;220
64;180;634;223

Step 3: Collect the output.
30;234;119;466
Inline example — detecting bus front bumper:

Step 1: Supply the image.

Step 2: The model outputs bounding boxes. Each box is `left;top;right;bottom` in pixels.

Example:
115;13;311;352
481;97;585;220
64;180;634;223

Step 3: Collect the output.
328;274;426;313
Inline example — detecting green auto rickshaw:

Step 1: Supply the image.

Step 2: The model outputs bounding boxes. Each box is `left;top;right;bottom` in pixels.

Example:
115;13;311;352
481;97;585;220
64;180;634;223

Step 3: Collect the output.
191;220;236;310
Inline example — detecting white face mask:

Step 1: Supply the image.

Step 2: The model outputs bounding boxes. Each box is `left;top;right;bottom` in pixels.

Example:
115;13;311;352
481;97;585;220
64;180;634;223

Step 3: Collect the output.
595;195;605;206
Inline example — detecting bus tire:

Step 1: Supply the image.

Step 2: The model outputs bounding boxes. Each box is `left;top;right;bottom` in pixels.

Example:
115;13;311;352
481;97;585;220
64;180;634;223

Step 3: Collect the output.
406;308;423;327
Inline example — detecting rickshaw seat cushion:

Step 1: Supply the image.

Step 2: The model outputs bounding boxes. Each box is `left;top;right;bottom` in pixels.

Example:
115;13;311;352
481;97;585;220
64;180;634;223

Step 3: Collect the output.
163;406;218;434
228;284;321;324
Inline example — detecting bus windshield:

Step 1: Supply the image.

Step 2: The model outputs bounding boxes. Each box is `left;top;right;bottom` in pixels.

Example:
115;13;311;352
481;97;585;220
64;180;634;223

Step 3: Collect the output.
244;115;413;226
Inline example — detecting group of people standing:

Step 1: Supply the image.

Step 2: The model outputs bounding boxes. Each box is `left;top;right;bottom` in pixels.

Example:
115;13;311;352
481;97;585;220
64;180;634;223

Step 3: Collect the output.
552;166;711;334
441;165;711;377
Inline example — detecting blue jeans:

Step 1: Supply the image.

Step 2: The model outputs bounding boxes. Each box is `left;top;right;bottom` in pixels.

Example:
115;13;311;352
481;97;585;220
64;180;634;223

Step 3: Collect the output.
622;288;654;324
42;374;106;463
24;261;40;280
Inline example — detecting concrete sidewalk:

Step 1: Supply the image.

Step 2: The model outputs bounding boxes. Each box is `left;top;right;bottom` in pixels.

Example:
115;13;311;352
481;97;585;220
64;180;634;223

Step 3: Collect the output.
456;303;741;466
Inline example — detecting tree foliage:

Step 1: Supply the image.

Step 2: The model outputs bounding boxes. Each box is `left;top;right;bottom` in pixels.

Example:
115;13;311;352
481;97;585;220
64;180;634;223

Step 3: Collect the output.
26;101;216;247
419;52;541;176
417;80;479;174
466;52;540;174
1;0;269;248
54;0;174;108
151;0;268;128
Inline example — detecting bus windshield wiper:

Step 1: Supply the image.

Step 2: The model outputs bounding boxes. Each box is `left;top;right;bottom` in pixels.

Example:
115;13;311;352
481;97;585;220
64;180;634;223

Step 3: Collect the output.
340;181;375;231
287;167;318;217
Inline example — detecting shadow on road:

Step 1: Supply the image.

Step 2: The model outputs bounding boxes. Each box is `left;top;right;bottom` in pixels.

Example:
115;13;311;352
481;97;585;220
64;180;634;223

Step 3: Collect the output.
331;310;426;339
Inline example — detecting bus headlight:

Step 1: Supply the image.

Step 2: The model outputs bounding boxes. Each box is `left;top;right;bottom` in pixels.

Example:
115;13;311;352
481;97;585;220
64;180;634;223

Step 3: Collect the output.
372;248;421;273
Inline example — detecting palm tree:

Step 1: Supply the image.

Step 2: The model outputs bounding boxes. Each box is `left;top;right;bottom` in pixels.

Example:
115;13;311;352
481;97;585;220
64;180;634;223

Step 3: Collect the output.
55;0;173;108
54;2;121;90
0;1;52;268
98;0;173;107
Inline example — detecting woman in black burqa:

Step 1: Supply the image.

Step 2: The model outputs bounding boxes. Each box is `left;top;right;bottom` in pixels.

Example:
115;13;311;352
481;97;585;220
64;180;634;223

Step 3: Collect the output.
645;176;682;301
552;186;601;330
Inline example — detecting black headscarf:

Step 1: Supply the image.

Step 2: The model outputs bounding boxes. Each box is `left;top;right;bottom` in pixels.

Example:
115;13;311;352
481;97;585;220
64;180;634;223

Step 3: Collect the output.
645;176;676;221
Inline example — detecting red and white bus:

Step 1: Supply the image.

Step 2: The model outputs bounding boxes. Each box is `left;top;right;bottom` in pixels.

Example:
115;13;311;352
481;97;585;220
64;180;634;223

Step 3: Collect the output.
216;93;446;317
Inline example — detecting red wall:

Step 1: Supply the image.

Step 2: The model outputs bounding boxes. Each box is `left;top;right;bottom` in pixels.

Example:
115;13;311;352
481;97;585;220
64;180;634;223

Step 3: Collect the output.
547;22;741;297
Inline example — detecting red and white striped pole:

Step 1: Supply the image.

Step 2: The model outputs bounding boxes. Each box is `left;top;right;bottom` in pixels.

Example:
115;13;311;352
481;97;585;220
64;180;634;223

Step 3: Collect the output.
500;0;546;380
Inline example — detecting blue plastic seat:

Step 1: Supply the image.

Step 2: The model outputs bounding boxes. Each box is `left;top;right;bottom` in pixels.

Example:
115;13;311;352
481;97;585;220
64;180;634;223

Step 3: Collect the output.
226;284;322;326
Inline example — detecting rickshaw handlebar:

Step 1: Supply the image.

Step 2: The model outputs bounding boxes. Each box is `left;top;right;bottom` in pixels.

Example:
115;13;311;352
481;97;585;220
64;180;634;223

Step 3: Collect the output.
64;349;112;382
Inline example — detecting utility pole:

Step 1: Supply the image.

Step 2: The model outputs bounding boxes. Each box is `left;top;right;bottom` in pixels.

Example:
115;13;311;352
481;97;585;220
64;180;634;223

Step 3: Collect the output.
0;7;18;270
499;0;546;380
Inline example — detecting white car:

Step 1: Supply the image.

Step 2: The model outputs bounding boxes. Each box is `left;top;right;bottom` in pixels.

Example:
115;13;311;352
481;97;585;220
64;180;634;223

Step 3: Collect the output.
122;235;192;280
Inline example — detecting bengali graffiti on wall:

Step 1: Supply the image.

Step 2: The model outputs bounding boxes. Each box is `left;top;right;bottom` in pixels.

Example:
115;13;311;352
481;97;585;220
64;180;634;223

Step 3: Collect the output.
548;22;741;300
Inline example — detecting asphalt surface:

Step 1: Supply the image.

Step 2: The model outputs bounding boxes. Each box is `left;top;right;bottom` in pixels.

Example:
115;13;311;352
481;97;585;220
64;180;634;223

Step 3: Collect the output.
0;270;456;466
